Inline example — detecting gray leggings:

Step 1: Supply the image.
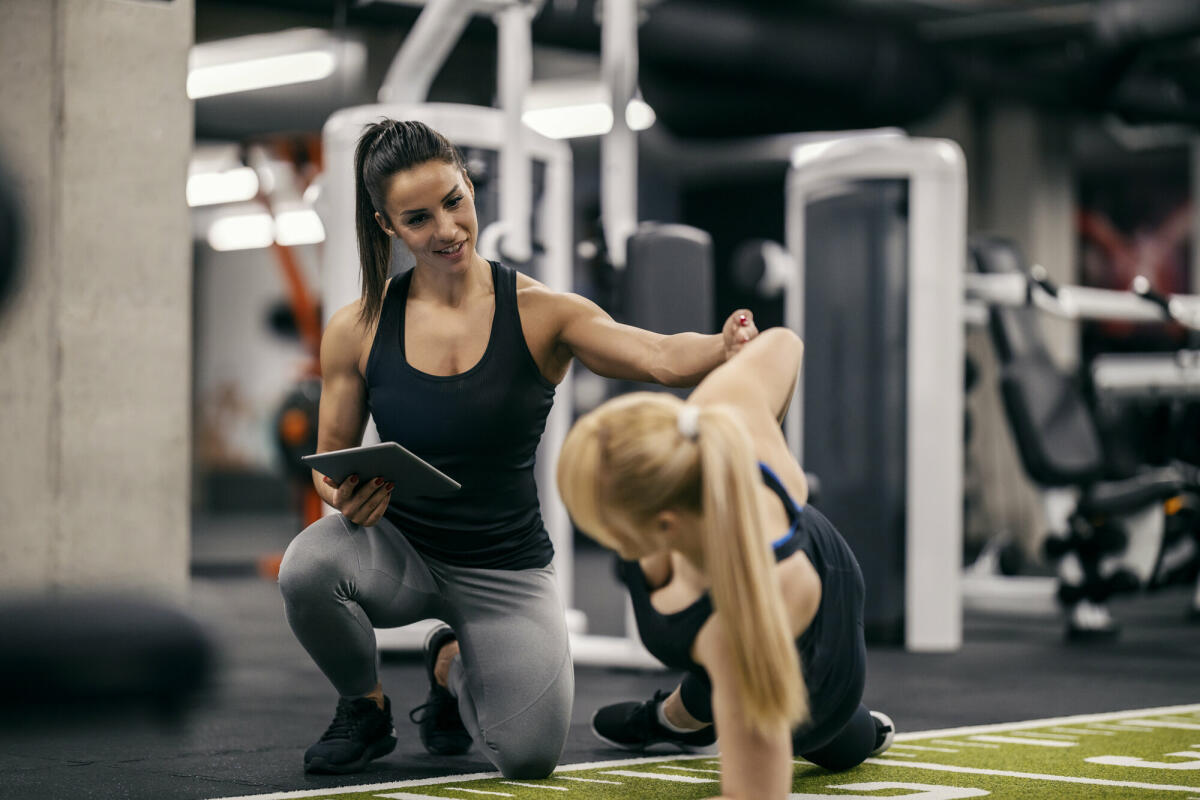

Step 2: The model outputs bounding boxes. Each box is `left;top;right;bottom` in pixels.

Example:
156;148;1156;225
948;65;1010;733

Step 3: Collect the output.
277;514;573;779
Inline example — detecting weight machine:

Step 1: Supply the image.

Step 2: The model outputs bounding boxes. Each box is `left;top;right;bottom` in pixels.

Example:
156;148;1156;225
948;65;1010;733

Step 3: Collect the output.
965;237;1200;638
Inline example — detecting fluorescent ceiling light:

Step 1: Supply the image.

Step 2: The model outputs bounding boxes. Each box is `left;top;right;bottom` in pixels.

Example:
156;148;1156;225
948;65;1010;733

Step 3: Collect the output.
187;50;337;99
187;167;259;207
524;102;614;139
522;79;656;139
207;211;275;251
275;209;326;246
522;98;655;139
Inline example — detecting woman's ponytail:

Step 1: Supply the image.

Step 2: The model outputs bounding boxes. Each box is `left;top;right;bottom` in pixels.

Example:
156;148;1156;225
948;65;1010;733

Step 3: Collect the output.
354;121;393;326
695;408;809;735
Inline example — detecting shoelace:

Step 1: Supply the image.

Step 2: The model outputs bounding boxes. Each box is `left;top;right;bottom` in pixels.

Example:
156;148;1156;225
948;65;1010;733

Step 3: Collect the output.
625;691;671;744
408;691;460;725
320;700;371;741
408;701;437;725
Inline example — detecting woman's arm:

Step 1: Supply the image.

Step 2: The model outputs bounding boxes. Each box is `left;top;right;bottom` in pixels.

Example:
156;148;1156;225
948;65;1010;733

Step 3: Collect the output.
311;303;394;525
553;291;757;387
688;326;803;424
693;616;795;800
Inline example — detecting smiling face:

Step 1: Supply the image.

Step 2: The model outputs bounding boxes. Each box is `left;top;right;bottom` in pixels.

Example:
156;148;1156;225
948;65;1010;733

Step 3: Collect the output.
375;160;479;271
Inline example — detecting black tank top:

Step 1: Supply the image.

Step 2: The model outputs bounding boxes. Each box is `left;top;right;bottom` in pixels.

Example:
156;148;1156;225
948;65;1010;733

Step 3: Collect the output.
365;261;556;570
618;464;866;732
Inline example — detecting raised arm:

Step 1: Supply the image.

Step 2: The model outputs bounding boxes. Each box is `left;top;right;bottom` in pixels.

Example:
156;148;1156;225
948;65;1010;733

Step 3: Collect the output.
688;326;803;423
554;290;757;387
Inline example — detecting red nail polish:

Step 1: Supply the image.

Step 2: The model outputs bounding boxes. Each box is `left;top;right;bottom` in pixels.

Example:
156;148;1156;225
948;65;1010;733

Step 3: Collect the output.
375;477;384;485
738;314;748;326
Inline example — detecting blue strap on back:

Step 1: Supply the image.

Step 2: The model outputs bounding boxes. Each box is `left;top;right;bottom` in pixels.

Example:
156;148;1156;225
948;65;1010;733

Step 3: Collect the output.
758;462;803;549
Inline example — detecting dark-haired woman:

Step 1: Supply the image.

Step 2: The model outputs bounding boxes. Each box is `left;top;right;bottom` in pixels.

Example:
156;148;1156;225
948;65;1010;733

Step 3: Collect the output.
276;118;757;777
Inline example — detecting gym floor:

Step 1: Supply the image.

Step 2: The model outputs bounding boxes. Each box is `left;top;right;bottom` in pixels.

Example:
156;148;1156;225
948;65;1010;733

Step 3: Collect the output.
3;511;1197;800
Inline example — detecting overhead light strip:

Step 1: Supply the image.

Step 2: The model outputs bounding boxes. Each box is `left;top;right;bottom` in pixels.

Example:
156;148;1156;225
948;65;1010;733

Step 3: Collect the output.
522;99;656;140
187;167;260;207
187;50;337;99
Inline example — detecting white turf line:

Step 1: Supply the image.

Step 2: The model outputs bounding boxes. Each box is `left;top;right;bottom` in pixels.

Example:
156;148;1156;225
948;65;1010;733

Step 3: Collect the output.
207;702;1200;800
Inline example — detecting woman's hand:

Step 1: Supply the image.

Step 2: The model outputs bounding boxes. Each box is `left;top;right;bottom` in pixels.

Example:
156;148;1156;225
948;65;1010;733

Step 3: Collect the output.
721;309;759;360
320;474;394;526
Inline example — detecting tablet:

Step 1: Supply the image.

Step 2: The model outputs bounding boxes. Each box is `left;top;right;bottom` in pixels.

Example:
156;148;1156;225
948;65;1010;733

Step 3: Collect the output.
301;442;461;499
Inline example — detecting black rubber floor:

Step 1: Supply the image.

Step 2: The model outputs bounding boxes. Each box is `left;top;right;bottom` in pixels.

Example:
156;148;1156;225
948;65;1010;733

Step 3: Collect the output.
3;538;1197;800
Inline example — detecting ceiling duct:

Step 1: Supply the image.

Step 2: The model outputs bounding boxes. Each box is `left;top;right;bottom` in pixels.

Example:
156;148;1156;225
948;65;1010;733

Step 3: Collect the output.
634;1;951;137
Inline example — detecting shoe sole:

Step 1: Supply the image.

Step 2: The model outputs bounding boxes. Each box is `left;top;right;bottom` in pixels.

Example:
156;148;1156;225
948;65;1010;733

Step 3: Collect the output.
869;711;895;757
304;733;397;775
590;710;718;755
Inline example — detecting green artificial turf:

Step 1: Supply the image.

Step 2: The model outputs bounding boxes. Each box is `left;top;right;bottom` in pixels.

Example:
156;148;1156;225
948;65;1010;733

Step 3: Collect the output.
212;704;1200;800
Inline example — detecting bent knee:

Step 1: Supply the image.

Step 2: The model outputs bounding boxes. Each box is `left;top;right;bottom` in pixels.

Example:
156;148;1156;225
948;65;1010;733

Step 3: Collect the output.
277;515;353;597
485;722;566;780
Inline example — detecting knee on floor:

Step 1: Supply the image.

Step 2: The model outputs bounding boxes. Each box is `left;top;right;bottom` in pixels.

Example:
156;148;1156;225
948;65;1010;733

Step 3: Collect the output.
493;745;561;780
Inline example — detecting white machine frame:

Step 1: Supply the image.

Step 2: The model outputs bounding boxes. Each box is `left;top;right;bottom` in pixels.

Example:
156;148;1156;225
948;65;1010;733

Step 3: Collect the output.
784;134;968;652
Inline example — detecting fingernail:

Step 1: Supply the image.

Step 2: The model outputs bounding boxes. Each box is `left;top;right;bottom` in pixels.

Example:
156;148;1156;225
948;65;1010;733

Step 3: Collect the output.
349;475;358;483
375;477;384;485
385;482;394;490
738;314;747;326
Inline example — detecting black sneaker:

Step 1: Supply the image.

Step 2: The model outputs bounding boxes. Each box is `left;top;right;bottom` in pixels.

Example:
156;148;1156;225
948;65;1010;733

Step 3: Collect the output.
304;696;396;774
592;690;717;753
869;710;895;757
408;624;472;755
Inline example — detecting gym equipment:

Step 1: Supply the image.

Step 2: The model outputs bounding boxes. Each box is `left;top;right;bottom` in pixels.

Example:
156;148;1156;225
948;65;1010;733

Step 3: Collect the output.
620;222;713;335
783;133;967;652
1091;349;1200;400
275;376;321;482
968;235;1200;639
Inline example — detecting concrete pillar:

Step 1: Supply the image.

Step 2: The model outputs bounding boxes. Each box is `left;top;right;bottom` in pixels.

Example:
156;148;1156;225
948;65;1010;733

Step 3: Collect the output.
0;0;194;600
972;105;1078;560
983;105;1078;369
912;101;1078;560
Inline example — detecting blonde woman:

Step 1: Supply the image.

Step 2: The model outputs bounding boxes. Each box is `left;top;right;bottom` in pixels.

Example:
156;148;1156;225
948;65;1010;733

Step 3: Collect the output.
557;326;893;799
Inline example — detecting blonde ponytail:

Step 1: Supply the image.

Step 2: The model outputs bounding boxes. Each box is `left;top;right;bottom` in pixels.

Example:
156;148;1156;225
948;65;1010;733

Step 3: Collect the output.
695;408;809;735
557;392;809;736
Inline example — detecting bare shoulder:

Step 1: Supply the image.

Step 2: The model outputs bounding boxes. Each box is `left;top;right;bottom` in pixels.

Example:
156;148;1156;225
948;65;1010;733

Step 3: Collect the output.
324;298;368;341
321;297;375;373
515;275;599;326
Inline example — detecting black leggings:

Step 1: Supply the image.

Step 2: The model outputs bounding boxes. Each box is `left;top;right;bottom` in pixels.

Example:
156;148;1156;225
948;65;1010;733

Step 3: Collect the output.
678;672;876;772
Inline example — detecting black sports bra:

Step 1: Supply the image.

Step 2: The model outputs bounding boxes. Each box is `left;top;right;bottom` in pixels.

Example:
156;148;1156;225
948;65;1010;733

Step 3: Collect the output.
616;463;808;673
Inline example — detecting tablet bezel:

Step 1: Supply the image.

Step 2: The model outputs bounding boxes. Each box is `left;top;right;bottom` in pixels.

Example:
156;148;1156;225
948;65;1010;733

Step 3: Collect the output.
301;442;461;499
